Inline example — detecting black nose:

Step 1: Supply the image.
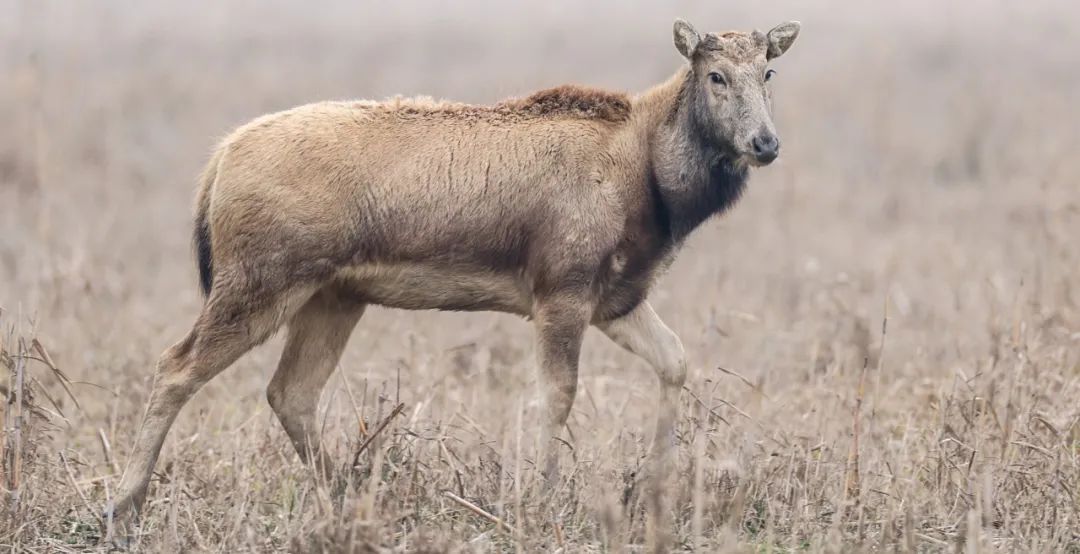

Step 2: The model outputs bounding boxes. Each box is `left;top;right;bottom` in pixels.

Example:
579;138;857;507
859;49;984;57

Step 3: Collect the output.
751;133;780;163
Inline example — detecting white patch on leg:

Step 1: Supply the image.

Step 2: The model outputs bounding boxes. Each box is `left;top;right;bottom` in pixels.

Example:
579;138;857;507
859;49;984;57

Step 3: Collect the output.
597;302;686;386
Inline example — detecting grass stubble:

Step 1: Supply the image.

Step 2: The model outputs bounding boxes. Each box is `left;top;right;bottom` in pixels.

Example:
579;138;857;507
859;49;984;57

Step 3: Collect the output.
2;1;1079;551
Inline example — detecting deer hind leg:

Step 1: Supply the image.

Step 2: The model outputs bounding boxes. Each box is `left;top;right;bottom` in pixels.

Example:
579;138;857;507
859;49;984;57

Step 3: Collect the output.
267;286;365;476
107;277;314;522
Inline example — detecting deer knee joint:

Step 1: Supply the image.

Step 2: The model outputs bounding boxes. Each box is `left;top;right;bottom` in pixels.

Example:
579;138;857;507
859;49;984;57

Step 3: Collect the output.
657;332;687;387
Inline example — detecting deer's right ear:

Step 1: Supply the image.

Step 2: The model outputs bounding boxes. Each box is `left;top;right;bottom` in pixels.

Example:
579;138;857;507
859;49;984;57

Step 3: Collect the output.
673;19;701;61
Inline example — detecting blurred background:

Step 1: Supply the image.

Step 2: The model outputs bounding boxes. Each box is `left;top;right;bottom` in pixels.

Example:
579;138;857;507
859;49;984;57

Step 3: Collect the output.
1;0;1078;550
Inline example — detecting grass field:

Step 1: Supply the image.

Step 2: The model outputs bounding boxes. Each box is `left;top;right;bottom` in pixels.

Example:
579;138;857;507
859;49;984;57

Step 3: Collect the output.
2;1;1078;551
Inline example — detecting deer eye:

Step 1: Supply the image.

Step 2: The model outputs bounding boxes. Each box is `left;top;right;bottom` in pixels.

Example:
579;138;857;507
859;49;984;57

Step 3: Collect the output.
764;69;777;82
708;72;727;86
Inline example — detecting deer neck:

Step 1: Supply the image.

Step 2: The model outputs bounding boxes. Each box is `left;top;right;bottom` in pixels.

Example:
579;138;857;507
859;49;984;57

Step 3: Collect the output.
635;68;750;243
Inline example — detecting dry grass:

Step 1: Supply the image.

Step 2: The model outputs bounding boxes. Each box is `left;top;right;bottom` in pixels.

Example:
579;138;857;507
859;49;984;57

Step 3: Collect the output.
2;1;1079;551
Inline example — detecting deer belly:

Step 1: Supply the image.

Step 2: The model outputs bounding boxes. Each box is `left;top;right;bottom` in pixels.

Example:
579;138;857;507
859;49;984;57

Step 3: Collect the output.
337;263;531;314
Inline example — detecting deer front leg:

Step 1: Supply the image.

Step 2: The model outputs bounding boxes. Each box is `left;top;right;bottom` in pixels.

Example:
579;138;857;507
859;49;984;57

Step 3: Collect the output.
598;301;686;469
597;301;686;545
533;290;593;485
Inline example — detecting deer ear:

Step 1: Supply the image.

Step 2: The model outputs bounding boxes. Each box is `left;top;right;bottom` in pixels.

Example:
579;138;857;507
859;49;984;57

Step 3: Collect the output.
673;19;701;60
766;21;800;60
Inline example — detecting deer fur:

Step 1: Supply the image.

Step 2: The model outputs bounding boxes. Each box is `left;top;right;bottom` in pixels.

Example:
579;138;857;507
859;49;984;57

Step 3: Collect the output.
109;19;800;526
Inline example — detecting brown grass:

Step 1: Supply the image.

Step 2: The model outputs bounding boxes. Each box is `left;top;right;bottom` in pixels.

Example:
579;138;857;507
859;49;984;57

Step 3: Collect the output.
2;1;1079;551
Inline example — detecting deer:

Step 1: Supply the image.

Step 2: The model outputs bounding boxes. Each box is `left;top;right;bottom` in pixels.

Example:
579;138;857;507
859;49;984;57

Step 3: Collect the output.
107;19;800;524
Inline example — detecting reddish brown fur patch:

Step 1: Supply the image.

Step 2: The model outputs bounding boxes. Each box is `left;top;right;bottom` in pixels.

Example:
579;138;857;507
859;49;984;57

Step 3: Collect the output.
499;85;631;123
350;85;631;123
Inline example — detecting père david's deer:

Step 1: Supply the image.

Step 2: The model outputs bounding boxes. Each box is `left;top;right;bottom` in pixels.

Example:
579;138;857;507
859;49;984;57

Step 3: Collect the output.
109;19;800;521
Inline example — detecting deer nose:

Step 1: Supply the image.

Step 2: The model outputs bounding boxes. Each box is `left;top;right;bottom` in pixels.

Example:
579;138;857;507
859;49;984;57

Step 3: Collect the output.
751;132;780;164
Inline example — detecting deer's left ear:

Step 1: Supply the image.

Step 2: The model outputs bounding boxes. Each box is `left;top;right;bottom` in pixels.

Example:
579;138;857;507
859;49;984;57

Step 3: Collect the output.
766;21;800;60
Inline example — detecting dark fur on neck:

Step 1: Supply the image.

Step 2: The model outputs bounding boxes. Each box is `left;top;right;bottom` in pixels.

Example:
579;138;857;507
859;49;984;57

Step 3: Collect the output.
650;71;749;243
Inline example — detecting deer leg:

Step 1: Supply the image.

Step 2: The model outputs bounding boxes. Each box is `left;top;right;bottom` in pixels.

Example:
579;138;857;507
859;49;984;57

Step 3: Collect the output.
107;281;312;523
596;301;687;545
597;301;686;465
533;290;593;484
267;287;365;477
